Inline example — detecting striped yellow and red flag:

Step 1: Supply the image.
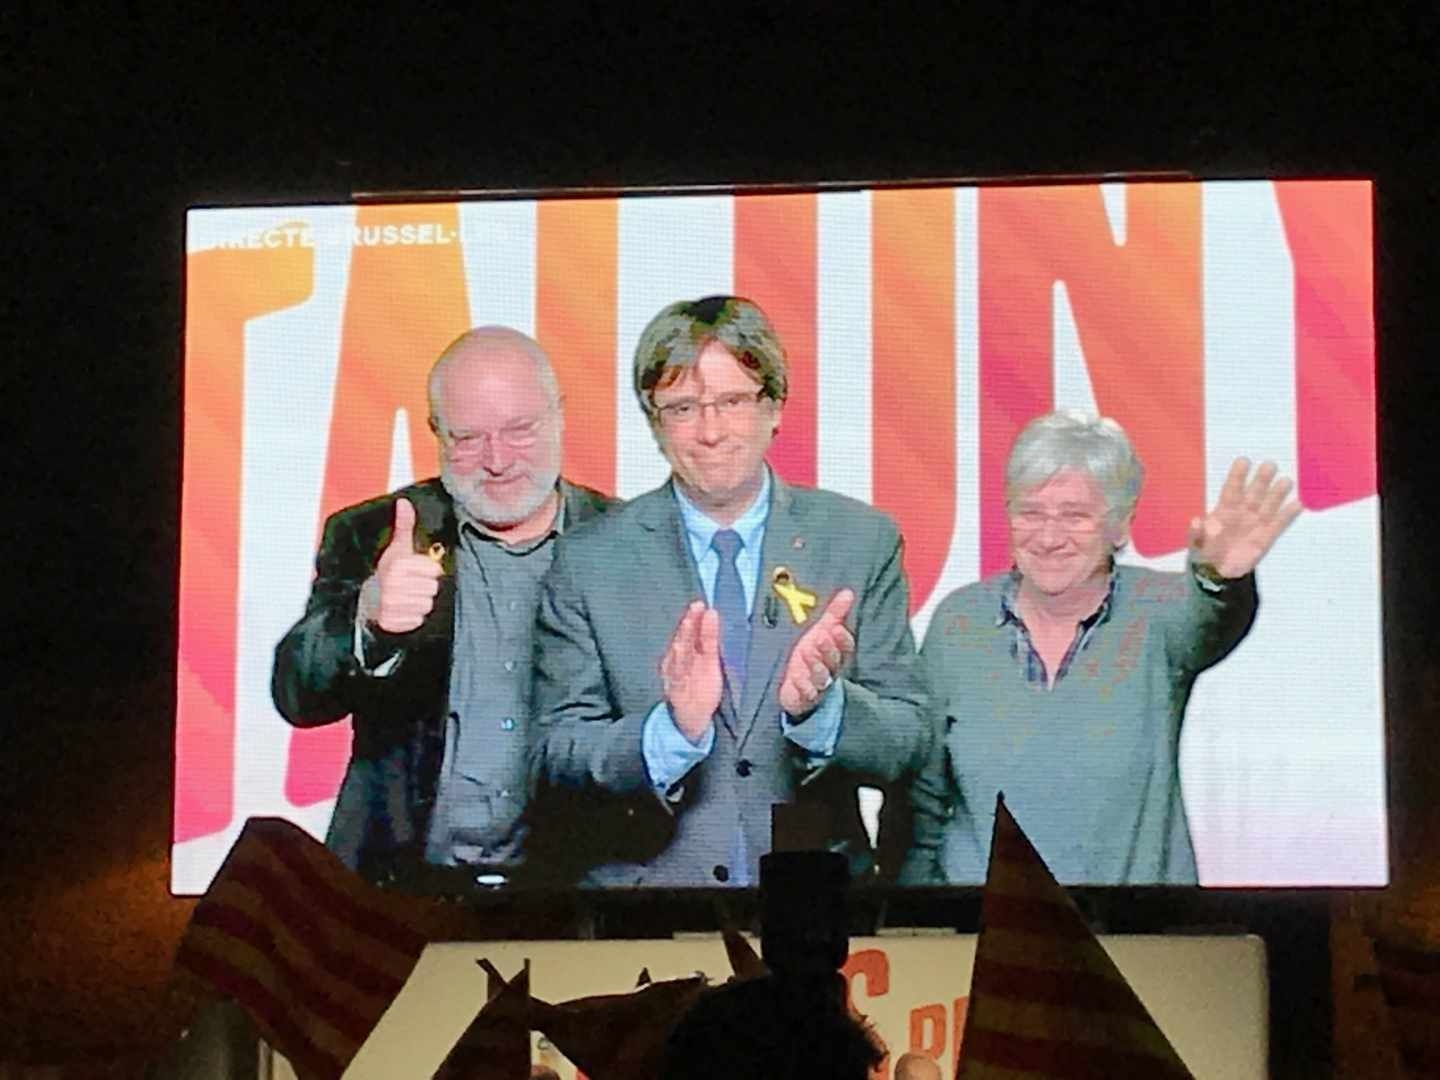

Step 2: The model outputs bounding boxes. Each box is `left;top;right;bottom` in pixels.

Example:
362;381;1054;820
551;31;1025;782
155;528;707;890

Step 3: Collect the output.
1372;937;1440;1076
174;817;474;1080
955;796;1196;1080
432;960;532;1079
530;975;706;1080
721;926;766;982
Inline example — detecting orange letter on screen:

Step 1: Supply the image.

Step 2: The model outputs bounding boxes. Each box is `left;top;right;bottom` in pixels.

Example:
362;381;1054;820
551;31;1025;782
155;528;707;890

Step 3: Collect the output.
872;189;957;613
735;193;819;487
178;240;314;841
286;205;472;807
537;198;618;496
978;184;1204;573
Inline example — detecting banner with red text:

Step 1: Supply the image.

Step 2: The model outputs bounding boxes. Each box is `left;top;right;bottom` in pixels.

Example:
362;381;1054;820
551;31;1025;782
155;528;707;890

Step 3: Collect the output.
332;935;1266;1080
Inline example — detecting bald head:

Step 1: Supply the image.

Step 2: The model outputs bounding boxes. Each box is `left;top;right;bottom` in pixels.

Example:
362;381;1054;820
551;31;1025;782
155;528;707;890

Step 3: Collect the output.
427;326;561;427
893;1053;943;1080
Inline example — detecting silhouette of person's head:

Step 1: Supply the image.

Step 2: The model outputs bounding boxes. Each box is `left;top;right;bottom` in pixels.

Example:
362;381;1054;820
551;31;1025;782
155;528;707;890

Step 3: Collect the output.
660;973;883;1080
660;852;883;1080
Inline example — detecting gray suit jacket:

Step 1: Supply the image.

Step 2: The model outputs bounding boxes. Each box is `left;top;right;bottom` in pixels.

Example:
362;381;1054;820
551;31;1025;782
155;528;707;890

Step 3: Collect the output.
529;476;932;887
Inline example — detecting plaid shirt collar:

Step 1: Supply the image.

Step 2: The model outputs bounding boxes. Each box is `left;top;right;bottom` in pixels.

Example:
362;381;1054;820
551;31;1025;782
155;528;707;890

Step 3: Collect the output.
997;563;1118;688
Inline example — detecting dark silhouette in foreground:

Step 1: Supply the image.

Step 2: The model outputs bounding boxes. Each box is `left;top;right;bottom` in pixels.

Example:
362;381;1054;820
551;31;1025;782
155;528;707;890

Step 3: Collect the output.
659;851;885;1080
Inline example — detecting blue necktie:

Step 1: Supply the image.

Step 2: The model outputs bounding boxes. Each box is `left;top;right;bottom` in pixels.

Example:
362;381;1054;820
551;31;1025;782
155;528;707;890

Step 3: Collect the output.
711;529;749;702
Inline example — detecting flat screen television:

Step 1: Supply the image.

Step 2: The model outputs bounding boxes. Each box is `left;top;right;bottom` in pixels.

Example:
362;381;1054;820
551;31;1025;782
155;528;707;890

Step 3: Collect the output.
175;177;1383;895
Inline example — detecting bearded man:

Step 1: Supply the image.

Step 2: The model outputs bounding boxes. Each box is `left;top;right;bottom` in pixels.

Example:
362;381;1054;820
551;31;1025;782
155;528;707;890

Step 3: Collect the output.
272;326;615;884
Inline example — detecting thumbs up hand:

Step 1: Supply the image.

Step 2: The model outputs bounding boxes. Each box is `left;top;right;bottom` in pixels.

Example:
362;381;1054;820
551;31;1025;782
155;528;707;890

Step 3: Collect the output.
357;497;443;634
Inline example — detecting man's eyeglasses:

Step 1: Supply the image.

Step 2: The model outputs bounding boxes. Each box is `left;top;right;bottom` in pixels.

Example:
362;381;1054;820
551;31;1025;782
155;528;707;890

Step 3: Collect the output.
429;414;548;455
1008;508;1104;536
653;389;767;428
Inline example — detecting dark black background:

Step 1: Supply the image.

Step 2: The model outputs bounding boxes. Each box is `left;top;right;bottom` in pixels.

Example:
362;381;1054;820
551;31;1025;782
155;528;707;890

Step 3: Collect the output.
4;5;1437;1073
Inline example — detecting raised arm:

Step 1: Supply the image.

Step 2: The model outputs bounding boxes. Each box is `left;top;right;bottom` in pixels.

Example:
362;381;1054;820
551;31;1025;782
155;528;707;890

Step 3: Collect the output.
271;505;379;726
1166;457;1300;673
271;496;442;725
1188;457;1302;579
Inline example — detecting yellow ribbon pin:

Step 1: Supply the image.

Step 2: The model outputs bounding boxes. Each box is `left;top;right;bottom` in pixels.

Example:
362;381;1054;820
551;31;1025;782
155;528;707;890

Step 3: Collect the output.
771;567;817;626
427;542;447;564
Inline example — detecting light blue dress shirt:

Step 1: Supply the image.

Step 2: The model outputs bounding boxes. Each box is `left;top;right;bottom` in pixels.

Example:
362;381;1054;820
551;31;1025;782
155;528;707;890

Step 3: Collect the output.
641;469;845;795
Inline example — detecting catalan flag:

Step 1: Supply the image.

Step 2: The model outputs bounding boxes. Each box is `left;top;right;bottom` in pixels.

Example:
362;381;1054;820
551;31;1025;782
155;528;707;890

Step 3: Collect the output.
530;975;706;1080
1372;937;1440;1076
955;796;1196;1079
721;926;766;982
432;960;531;1079
174;817;475;1080
720;923;888;1072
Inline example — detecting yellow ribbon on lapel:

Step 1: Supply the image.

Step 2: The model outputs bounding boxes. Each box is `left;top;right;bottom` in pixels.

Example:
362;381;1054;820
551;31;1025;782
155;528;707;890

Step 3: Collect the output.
771;567;817;625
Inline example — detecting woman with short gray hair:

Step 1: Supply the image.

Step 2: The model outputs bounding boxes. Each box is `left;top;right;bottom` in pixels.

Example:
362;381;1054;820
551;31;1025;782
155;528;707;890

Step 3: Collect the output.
903;410;1301;886
1005;410;1144;528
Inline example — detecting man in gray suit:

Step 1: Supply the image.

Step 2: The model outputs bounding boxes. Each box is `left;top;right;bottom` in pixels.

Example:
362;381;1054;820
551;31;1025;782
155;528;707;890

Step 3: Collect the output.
529;295;931;888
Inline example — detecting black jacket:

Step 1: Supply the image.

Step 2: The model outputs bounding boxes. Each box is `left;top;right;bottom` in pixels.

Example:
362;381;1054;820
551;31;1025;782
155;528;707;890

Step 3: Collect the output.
271;476;616;884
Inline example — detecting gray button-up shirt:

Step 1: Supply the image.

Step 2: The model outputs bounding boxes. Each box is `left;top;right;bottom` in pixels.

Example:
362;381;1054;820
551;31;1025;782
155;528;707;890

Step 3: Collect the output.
423;504;561;869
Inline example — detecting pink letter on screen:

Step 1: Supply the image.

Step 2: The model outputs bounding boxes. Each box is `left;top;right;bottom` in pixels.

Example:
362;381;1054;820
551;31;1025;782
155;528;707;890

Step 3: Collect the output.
1274;180;1376;510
